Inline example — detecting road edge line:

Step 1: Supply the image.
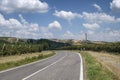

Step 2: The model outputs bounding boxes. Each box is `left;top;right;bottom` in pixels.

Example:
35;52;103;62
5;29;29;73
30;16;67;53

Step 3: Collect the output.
22;53;67;80
78;53;83;80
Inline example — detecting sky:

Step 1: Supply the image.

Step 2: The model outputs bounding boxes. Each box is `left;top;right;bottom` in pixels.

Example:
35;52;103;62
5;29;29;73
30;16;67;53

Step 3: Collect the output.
0;0;120;42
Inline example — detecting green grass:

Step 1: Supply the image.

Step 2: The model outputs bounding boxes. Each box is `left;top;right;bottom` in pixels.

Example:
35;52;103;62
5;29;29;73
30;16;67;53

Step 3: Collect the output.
0;52;55;71
80;51;119;80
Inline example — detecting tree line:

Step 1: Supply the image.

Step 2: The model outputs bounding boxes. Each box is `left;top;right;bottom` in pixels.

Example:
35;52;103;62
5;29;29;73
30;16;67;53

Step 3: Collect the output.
0;39;70;56
59;42;120;54
0;37;119;56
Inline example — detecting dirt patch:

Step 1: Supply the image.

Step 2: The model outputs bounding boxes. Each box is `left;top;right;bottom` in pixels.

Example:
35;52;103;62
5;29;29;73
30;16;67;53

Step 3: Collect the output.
87;51;120;79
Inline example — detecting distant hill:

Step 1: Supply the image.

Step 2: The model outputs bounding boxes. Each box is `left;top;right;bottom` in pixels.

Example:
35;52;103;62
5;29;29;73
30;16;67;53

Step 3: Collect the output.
26;39;71;49
49;39;109;45
49;39;82;45
0;37;27;43
49;39;94;45
0;37;71;49
0;37;116;45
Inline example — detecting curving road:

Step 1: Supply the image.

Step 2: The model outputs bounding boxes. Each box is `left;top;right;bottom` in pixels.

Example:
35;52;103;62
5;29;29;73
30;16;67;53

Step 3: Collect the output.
0;51;83;80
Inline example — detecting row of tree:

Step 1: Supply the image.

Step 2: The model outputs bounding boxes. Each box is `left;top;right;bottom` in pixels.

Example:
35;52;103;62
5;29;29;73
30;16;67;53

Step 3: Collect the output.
0;43;47;56
59;42;120;53
0;39;70;56
0;37;119;56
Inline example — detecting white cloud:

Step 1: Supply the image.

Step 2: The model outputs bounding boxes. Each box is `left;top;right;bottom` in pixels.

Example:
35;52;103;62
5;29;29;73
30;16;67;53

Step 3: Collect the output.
60;29;120;42
61;30;90;40
40;27;53;38
0;13;22;29
19;14;27;24
82;12;117;23
83;23;100;30
87;30;94;35
110;0;120;12
105;29;120;37
62;31;74;38
53;10;82;21
89;29;120;42
18;14;39;32
0;13;41;38
93;4;102;11
48;21;62;30
0;14;55;39
116;18;120;22
0;0;49;13
53;10;120;24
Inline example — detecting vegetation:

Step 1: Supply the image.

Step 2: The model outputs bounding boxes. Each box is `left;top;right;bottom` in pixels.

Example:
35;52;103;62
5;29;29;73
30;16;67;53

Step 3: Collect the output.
0;51;55;71
0;37;119;56
80;51;119;80
59;42;120;54
0;38;70;56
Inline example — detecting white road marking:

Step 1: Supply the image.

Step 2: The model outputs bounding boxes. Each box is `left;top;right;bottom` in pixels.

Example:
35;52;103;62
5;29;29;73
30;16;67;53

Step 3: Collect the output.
0;53;56;74
22;53;67;80
78;53;83;80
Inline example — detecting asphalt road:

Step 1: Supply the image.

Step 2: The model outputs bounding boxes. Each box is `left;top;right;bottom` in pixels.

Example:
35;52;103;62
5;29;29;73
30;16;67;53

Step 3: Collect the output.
0;51;82;80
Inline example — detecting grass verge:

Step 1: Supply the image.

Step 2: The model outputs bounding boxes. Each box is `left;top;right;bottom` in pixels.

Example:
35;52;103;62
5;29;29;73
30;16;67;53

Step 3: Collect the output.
80;51;119;80
0;51;55;71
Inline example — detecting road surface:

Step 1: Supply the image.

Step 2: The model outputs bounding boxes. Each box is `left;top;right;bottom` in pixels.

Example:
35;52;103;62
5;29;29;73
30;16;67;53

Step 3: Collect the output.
0;51;83;80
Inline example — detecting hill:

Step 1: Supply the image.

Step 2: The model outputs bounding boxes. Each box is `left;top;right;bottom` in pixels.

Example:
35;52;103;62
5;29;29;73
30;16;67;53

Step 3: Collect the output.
0;37;71;49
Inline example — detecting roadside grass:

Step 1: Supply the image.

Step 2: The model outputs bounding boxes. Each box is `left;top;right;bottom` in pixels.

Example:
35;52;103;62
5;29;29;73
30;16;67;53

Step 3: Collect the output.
0;51;55;71
80;51;119;80
0;52;42;63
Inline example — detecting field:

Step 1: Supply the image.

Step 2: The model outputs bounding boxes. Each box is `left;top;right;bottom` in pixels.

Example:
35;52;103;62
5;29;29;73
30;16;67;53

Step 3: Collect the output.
80;51;119;80
87;51;120;79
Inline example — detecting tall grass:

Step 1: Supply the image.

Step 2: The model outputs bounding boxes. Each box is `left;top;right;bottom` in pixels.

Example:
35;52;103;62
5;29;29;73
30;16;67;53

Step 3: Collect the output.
0;52;55;71
80;51;119;80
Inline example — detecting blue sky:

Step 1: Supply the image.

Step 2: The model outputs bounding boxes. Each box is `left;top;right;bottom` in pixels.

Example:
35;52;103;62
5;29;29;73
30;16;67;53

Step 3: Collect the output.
0;0;120;42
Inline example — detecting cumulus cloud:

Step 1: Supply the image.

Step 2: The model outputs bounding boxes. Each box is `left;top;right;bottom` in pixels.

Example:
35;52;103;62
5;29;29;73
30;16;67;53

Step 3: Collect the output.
54;10;120;24
93;4;102;11
48;21;62;30
88;29;120;42
40;27;54;38
0;13;41;38
53;10;82;21
62;31;74;38
61;30;85;40
0;13;55;39
82;12;120;23
0;0;49;13
108;30;120;37
83;23;100;30
110;0;120;12
74;29;120;41
59;29;120;42
0;13;22;30
18;14;39;32
87;30;94;35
